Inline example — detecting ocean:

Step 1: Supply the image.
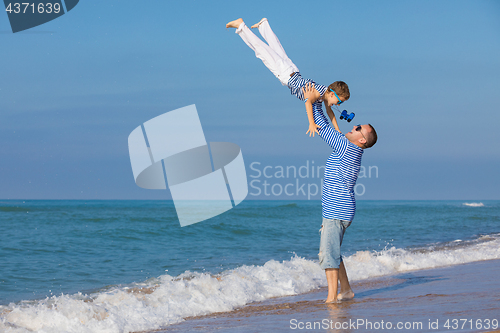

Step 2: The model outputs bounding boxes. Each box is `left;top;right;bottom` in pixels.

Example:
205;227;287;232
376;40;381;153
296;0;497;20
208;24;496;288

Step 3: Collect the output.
0;200;499;332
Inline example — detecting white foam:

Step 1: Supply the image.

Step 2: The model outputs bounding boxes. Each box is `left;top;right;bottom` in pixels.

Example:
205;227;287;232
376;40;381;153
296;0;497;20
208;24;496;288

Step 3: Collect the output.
463;202;485;207
2;234;500;333
345;234;500;281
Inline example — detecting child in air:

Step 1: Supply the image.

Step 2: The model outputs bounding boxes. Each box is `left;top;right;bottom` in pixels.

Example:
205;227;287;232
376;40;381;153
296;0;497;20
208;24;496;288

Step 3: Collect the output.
226;18;350;136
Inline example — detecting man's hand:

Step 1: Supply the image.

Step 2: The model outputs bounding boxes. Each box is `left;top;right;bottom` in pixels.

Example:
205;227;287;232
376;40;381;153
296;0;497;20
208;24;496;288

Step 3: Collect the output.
302;82;316;100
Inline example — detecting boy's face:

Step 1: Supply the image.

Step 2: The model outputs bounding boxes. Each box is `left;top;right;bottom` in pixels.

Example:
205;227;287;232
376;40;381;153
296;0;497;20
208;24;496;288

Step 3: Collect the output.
326;91;344;107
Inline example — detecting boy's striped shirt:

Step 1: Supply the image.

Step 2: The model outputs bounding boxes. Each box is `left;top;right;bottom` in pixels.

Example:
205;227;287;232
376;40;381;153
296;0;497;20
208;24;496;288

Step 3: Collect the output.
287;72;327;102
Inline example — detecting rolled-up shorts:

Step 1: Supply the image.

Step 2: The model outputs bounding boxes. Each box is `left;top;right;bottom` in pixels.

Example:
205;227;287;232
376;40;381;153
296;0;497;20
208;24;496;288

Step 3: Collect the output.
318;218;351;269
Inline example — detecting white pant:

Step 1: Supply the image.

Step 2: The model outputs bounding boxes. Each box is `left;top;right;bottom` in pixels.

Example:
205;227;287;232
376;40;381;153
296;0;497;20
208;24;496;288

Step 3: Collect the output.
236;19;299;85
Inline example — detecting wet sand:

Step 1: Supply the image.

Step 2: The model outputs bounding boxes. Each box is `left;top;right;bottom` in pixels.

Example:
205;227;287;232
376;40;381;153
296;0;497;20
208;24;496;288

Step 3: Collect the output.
157;259;500;333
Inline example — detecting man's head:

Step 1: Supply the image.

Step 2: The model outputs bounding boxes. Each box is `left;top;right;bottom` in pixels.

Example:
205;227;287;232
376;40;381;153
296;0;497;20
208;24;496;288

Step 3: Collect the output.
325;81;350;106
345;124;377;149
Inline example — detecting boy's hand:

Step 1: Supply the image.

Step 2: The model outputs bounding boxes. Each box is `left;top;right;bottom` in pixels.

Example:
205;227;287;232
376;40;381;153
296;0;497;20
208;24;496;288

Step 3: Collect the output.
306;123;321;137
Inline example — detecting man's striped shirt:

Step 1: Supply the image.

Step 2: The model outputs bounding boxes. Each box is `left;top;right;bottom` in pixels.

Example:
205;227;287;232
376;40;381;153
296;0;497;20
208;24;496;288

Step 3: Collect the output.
312;100;363;222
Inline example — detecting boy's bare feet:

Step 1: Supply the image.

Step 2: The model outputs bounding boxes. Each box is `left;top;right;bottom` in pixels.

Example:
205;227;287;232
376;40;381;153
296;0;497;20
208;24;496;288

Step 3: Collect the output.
337;289;355;301
226;18;243;29
251;18;267;29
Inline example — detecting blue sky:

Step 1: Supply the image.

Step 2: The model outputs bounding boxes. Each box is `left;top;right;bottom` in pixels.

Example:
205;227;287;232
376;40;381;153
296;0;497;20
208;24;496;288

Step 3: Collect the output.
1;0;499;200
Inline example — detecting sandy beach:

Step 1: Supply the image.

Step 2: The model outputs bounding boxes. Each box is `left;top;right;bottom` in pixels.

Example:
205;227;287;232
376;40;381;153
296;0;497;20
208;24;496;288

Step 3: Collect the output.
160;259;500;333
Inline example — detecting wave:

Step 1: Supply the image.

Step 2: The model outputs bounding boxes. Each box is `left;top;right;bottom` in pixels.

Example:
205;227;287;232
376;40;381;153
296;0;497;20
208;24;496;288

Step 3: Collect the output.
346;233;500;281
0;206;30;213
277;203;299;208
463;202;484;207
2;233;500;333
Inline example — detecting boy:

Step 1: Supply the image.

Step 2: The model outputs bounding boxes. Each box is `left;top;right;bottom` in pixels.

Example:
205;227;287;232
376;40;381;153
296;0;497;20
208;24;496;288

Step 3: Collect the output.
226;18;350;136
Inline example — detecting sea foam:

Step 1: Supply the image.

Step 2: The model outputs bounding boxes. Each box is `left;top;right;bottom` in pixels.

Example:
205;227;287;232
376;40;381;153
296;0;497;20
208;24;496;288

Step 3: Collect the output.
462;202;485;207
1;233;500;333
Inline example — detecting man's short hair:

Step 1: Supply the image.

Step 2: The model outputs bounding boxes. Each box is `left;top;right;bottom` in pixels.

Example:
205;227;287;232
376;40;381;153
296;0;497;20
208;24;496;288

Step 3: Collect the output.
328;81;350;101
365;124;377;148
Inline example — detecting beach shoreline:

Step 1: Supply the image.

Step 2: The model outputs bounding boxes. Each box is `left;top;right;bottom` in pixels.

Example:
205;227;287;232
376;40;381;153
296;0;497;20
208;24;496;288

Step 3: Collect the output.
159;259;500;333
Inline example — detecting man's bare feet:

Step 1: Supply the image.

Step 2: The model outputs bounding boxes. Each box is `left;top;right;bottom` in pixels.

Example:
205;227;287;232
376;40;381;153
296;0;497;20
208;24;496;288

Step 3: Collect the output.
337;289;355;301
325;298;340;304
251;18;267;29
226;18;243;29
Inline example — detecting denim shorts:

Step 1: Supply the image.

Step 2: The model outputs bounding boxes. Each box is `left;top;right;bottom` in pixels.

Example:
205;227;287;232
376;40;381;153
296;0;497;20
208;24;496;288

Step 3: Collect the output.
318;218;351;269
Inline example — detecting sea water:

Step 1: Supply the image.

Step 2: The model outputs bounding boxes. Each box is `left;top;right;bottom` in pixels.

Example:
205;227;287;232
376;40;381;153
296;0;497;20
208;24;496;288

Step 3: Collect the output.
0;200;499;332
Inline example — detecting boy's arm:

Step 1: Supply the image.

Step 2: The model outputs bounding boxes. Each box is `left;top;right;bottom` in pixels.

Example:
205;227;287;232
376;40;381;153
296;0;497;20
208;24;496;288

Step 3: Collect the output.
304;83;346;152
303;86;322;137
325;104;341;133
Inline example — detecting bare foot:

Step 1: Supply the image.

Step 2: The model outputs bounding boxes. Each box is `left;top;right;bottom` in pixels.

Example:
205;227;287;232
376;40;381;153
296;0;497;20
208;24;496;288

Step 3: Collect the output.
338;289;355;301
251;18;267;29
325;298;340;304
226;18;243;29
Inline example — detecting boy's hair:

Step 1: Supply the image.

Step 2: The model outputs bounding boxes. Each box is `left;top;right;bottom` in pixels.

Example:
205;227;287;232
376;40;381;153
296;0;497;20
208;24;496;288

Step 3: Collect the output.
328;81;350;101
365;124;378;148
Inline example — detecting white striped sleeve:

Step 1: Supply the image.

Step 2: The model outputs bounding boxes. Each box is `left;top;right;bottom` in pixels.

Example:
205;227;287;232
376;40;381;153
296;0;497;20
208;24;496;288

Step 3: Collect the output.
312;103;347;155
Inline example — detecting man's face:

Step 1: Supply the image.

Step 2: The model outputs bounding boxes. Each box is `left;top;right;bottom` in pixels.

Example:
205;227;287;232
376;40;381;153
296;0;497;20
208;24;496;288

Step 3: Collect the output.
345;124;369;148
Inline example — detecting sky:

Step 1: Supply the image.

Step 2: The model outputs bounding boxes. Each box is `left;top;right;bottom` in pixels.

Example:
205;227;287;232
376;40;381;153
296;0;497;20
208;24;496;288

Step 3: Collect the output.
1;0;499;200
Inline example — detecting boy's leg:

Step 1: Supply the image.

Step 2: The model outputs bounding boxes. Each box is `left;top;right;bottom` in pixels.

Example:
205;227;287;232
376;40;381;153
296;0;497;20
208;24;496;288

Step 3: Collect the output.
255;19;298;73
230;20;286;82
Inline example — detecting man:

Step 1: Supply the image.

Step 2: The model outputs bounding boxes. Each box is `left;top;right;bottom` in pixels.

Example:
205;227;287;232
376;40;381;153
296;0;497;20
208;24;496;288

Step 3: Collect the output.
303;83;377;303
